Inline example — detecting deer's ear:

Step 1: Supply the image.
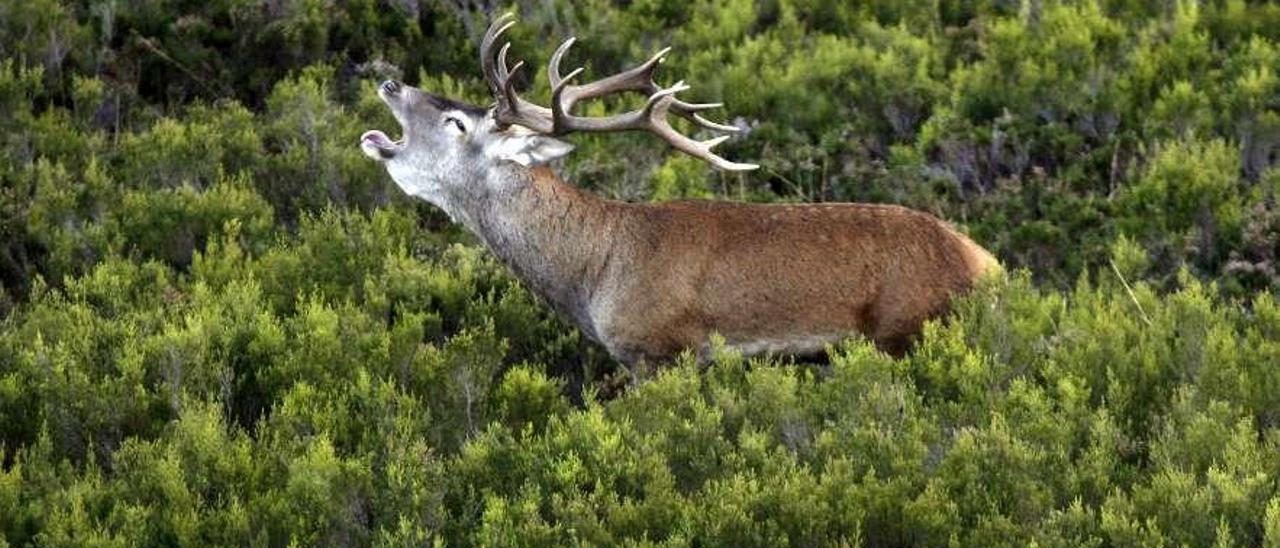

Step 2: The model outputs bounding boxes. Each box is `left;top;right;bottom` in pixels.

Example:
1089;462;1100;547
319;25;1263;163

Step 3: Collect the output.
488;126;574;167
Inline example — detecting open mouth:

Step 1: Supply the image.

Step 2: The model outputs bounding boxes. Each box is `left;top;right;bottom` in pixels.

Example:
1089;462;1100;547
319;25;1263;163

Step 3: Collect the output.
360;129;403;160
361;80;407;161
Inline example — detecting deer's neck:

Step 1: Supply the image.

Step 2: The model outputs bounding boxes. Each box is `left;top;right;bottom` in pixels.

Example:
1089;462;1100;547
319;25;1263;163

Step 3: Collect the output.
449;165;617;338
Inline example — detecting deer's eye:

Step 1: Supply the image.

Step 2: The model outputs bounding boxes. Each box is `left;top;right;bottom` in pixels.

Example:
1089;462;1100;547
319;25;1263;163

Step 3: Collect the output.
444;116;466;133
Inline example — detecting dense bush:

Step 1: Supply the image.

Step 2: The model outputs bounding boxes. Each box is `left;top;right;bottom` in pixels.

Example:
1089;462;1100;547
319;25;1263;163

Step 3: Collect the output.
7;258;1280;546
4;0;1280;545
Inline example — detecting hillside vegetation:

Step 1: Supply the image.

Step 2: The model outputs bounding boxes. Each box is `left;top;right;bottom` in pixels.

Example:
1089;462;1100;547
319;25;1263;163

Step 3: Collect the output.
4;0;1280;545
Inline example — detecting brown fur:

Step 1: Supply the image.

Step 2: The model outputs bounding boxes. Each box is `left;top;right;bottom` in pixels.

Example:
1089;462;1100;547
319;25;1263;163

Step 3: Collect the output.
503;167;1000;364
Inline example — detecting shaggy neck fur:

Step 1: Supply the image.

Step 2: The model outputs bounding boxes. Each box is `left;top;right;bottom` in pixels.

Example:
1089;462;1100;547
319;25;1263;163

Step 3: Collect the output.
440;164;617;340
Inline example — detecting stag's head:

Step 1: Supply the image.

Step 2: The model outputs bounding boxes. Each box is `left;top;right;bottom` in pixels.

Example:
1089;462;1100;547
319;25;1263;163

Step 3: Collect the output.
361;13;756;201
359;77;576;203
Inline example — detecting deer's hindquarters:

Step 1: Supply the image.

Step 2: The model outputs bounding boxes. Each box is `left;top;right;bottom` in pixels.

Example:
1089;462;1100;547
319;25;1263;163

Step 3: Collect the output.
592;203;997;363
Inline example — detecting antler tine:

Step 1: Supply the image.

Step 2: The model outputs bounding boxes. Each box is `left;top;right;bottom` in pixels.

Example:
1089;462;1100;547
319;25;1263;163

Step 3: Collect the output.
502;60;525;109
548;37;578;90
686;112;741;133
634;82;759;171
702;135;731;148
480;13;516;93
550;65;585;130
677;101;723;112
496;42;513;80
668;100;738;131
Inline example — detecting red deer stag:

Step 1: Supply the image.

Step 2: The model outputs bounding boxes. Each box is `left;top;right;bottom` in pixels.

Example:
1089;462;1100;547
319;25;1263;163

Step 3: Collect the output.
360;14;1001;364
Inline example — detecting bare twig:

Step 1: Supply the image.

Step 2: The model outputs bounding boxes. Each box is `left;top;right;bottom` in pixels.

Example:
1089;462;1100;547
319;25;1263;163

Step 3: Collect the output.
1109;258;1153;327
130;30;230;98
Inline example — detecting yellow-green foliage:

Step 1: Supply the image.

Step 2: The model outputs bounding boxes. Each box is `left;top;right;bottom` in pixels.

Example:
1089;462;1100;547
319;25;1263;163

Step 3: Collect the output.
5;0;1280;546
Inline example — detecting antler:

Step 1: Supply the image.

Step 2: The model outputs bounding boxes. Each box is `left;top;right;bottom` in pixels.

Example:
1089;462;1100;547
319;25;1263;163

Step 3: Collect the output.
479;13;758;171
